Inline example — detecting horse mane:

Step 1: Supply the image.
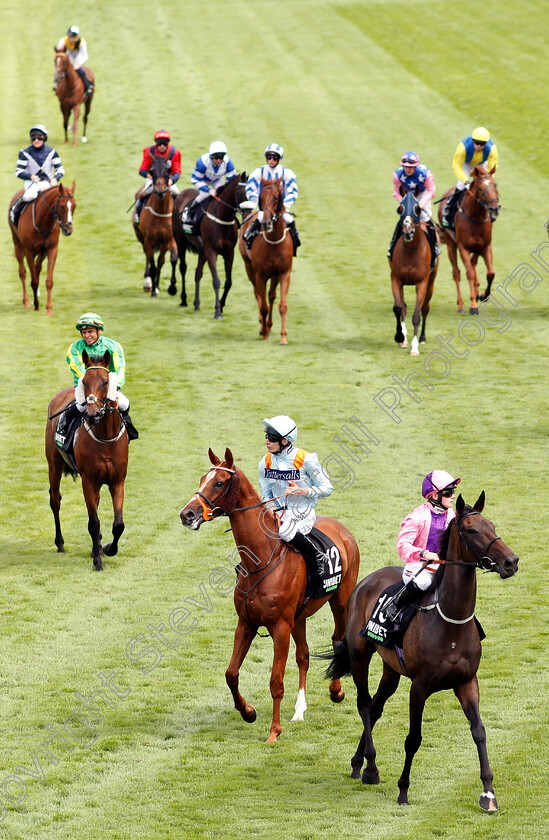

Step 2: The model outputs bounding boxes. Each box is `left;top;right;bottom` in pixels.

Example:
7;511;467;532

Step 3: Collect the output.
438;505;476;562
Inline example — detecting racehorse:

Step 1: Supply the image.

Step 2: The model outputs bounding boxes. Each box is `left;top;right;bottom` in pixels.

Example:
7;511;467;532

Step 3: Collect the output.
54;48;94;145
133;156;178;297
325;492;518;810
239;177;294;344
45;351;129;571
437;167;500;314
390;189;438;355
171;173;247;318
180;448;361;743
8;183;76;315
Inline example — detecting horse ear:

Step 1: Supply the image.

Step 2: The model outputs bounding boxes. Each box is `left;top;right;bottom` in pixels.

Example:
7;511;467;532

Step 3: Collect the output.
399;185;405;197
208;448;221;465
456;494;465;516
488;167;496;176
102;350;111;366
71;181;76;193
414;186;420;197
53;45;58;52
224;448;234;469
474;491;485;513
82;349;90;366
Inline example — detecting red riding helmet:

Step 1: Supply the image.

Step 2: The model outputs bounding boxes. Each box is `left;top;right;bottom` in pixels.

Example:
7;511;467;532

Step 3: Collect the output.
154;129;171;144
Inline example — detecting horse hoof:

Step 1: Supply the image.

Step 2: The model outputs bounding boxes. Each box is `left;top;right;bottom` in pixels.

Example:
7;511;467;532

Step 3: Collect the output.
167;284;177;296
93;561;103;572
143;279;152;291
361;770;380;786
266;730;280;743
479;793;498;812
410;348;419;356
57;545;66;554
399;341;408;349
244;705;257;723
279;339;288;346
213;313;223;321
103;543;118;557
457;307;466;314
151;288;159;297
330;688;345;703
180;300;188;307
351;767;361;780
469;307;479;315
394;334;404;344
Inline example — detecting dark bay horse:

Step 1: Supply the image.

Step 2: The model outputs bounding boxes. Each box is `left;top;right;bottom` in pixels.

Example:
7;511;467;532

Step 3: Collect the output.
325;492;518;810
390;189;438;355
133;157;178;297
9;183;76;315
180;448;360;742
239;177;294;344
45;351;129;571
438;167;500;313
171;173;247;318
54;49;94;145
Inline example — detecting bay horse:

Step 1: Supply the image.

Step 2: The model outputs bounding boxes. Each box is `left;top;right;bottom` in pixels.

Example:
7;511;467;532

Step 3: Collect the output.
239;177;294;344
45;350;129;571
8;183;76;315
180;448;360;742
438;167;500;314
171;173;247;318
54;48;94;145
390;189;438;356
133;156;178;297
325;492;518;810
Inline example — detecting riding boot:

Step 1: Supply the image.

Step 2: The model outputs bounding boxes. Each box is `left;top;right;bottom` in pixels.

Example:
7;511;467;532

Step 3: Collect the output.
134;196;145;225
10;196;25;226
290;531;327;577
55;401;81;452
77;67;93;95
243;218;260;248
425;219;440;268
387;220;403;261
288;220;301;256
384;580;422;622
120;410;139;441
442;189;465;230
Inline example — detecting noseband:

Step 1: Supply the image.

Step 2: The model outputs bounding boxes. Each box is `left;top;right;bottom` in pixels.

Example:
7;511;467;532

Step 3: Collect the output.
192;466;237;521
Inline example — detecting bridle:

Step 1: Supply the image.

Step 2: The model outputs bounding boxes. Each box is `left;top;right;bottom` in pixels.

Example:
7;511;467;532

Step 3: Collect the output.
81;365;124;443
453;510;503;572
191;465;287;521
464;177;500;222
34;188;73;236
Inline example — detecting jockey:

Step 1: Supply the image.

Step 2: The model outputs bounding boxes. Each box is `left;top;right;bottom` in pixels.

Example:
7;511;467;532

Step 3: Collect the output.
387;152;439;268
258;415;333;572
55;25;93;95
134;130;182;224
385;470;461;621
184;141;237;221
243;144;301;255
10;126;65;226
442;127;499;229
56;313;138;452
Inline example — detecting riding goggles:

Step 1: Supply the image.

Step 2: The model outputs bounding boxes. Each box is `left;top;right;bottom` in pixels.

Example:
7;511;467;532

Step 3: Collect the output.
265;431;283;443
265;154;280;161
441;487;457;497
473;140;487;146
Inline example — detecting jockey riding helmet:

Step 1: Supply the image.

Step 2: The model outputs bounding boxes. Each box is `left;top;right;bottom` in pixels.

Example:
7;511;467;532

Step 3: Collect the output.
76;312;105;332
472;127;490;143
263;415;297;444
154;129;171;145
400;151;419;167
209;140;227;158
30;124;48;141
265;143;284;161
422;470;461;502
67;25;80;36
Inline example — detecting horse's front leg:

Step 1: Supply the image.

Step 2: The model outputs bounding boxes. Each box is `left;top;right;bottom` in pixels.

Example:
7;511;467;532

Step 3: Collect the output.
457;242;479;314
63;106;70;143
205;250;223;320
48;449;66;553
454;676;498;811
397;679;429;805
277;271;292;345
72;102;81;146
444;235;465;312
103;480;125;558
194;252;206;312
266;278;278;340
410;279;428;356
44;244;58;316
225;617;258;725
479;244;495;301
11;233;29;308
267;621;292;742
391;275;407;346
167;242;178;295
82;475;103;571
219;249;234;313
255;275;269;339
153;246;167;297
290;617;309;722
24;248;41;311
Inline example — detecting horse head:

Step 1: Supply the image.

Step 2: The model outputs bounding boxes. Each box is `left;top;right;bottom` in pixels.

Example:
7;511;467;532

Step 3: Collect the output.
54;49;70;83
451;492;519;578
398;189;421;241
179;448;241;529
55;182;76;236
217;172;248;210
469;167;501;222
150;157;170;196
79;350;117;425
259;177;284;232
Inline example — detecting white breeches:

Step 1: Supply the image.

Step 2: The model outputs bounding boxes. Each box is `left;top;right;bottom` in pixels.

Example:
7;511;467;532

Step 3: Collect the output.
23;180;52;202
419;203;432;221
194;190;212;205
402;561;436;590
75;387;129;412
458;161;488;188
278;505;316;541
257;210;294;225
142;178;180;197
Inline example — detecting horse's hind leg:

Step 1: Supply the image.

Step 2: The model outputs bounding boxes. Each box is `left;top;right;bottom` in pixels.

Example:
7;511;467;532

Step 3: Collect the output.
391;277;407;346
361;664;400;786
267;621;292;742
219;250;234;313
397;679;429;805
103;481;125;558
167;243;178;296
194;253;206;312
278;272;291;346
25;248;42;310
12;234;29;308
47;449;66;553
454;676;498;811
349;645;376;781
225;617;258;725
205;251;223;320
44;245;58;316
479;245;495;301
290;617;309;722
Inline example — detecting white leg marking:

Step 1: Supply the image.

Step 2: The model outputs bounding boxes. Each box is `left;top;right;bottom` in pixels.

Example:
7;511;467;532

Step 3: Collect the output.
291;688;307;722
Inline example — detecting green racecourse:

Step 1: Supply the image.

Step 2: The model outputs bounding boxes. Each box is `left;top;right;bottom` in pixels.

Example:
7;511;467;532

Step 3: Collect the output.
0;1;548;838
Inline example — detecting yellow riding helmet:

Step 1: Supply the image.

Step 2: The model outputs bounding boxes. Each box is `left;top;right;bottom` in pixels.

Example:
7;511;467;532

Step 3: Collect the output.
76;312;104;331
472;126;490;143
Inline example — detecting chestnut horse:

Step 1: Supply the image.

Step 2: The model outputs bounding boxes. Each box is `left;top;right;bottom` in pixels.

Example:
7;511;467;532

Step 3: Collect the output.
133;156;178;297
438;167;500;314
239;177;293;344
390;190;438;356
54;49;94;145
45;351;129;571
325;492;518;810
8;183;76;315
180;448;360;742
171;174;247;318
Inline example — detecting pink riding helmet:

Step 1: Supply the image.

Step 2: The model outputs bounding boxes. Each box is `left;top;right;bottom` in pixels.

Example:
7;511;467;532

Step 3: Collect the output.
400;151;420;167
422;470;461;499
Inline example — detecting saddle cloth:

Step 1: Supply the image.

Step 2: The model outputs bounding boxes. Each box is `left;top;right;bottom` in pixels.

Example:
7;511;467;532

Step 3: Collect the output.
302;527;343;599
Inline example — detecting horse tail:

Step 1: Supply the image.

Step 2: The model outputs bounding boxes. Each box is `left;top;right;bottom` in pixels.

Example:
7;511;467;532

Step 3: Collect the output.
317;637;352;680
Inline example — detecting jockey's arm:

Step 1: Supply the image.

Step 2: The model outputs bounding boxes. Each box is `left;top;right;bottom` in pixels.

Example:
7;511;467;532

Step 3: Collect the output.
301;453;333;500
74;41;88;70
452;142;468;183
418;170;436;209
487;144;498;173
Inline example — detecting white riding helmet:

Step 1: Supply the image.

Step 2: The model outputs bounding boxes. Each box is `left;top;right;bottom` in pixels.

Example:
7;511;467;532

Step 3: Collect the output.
265;143;284;160
209;140;227;157
263;415;297;442
67;25;80;36
30;124;48;140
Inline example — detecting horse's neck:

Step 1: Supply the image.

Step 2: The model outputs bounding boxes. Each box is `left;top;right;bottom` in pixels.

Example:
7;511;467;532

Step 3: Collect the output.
438;525;477;620
149;189;172;212
92;408;122;439
463;188;486;220
35;188;58;223
229;472;280;568
210;189;235;220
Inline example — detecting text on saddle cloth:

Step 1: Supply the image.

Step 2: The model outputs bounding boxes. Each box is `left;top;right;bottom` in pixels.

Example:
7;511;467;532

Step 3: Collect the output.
302;527;343;598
